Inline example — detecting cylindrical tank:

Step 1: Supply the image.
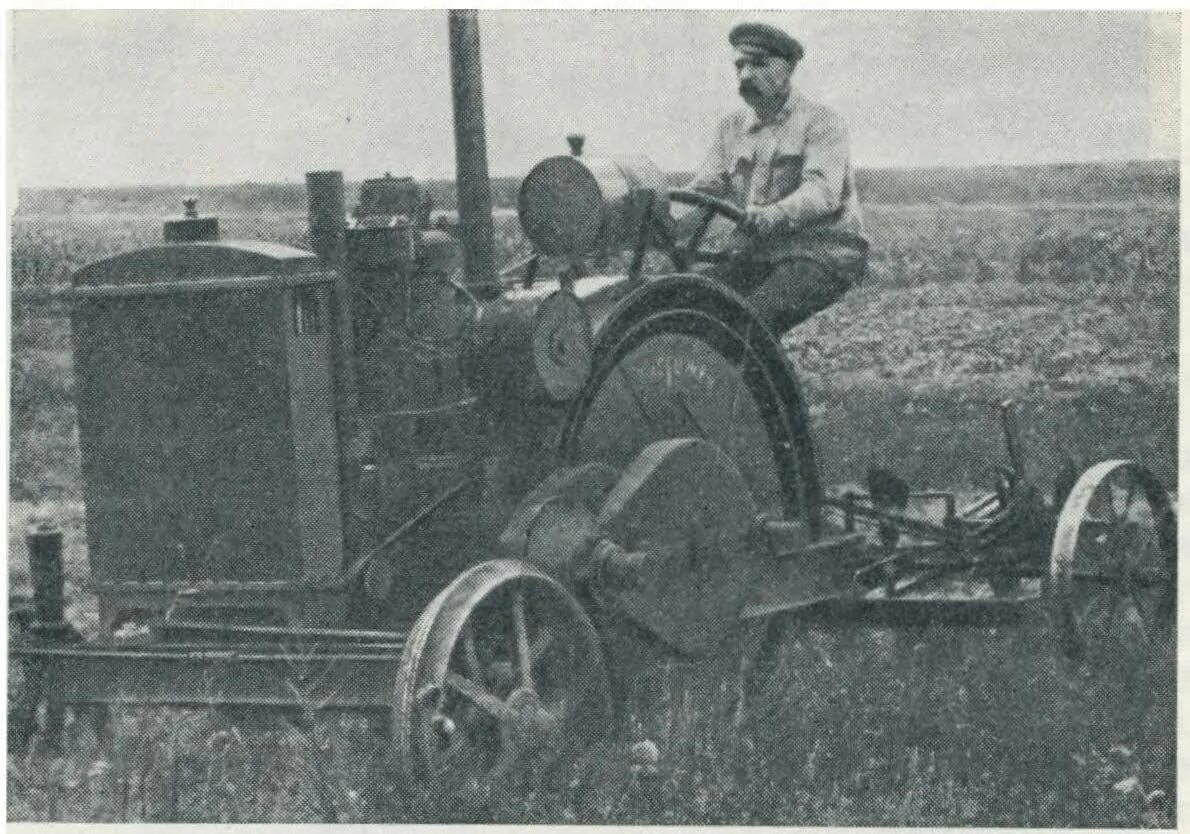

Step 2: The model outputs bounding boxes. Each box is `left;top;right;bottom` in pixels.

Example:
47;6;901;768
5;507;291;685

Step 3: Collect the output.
518;154;668;258
460;287;594;407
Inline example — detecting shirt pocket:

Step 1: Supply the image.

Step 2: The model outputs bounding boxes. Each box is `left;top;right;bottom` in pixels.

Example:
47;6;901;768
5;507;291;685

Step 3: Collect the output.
729;154;754;201
770;152;805;199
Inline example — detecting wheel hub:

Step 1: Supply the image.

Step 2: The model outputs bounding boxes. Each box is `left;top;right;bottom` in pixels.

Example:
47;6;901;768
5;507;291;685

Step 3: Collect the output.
503;687;560;748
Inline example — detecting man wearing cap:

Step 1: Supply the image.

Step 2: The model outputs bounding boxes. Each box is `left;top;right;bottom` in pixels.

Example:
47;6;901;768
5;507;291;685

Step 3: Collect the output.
682;22;868;336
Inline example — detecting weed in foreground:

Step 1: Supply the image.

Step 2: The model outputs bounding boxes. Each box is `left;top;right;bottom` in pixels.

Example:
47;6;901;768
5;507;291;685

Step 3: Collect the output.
7;615;1174;825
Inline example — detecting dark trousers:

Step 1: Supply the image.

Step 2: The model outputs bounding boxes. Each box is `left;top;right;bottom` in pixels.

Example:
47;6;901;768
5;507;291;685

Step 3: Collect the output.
706;256;851;337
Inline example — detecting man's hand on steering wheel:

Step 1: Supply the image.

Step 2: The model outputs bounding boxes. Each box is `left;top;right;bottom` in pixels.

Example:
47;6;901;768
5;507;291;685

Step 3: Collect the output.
663;188;749;270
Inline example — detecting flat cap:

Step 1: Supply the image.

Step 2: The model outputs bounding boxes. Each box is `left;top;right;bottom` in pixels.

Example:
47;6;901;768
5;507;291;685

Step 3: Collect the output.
729;22;804;64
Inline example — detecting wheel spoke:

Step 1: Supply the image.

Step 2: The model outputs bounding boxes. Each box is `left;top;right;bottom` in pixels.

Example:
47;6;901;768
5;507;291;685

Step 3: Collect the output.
446;672;512;721
1126;586;1157;639
1119;476;1139;521
1104;476;1125;522
1123;530;1172;636
529;624;555;666
462;624;483;682
512;591;534;691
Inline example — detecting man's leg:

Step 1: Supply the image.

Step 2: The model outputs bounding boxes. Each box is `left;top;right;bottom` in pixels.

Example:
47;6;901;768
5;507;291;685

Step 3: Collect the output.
745;258;850;336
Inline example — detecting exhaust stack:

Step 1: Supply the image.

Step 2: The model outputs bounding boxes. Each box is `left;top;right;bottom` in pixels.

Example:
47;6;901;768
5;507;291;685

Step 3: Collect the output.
305;170;346;265
448;10;499;298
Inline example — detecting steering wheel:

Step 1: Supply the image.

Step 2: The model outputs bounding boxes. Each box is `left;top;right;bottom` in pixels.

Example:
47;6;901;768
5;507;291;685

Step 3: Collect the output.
661;188;748;271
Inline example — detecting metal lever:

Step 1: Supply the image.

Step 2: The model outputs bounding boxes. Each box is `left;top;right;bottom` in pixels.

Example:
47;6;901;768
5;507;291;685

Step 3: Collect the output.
1000;399;1026;482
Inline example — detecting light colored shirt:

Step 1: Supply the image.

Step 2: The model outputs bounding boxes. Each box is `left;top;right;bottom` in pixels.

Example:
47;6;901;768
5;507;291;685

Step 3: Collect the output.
688;91;868;273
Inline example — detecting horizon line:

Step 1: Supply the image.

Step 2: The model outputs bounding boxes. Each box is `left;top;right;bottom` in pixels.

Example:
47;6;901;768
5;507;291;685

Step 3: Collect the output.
13;157;1180;194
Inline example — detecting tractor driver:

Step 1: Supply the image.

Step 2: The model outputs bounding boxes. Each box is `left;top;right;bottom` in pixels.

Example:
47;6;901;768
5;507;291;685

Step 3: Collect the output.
682;22;868;336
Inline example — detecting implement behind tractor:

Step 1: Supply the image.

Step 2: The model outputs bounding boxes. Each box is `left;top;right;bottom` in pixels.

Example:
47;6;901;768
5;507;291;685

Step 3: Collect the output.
9;11;1176;797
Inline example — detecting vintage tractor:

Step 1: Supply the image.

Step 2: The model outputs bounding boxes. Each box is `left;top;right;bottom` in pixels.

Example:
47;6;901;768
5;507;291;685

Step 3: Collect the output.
9;10;1176;799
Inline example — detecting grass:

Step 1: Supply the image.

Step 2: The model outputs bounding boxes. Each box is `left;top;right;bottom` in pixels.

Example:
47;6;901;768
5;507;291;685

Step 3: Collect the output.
6;622;1175;825
7;196;1178;824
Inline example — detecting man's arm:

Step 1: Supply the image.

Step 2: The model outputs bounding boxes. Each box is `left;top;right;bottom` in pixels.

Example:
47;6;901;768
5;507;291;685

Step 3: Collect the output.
685;117;732;198
773;109;850;226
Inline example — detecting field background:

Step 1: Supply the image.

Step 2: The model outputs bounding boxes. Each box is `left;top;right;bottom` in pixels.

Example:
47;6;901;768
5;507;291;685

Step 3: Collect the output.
8;160;1179;824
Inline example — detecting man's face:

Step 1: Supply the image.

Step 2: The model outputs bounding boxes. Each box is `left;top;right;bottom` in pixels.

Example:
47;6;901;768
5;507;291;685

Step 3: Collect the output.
734;47;793;108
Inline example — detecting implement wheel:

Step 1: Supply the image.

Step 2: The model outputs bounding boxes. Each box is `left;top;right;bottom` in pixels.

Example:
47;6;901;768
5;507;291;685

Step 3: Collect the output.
560;275;822;528
394;560;611;799
1048;460;1176;662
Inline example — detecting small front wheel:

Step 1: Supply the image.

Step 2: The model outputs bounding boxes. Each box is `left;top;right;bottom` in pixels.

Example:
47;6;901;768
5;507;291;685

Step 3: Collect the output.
393;560;612;799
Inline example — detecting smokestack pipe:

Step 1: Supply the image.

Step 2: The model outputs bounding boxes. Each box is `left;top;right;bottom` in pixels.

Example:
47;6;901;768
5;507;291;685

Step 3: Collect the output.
305;170;346;265
448;10;499;298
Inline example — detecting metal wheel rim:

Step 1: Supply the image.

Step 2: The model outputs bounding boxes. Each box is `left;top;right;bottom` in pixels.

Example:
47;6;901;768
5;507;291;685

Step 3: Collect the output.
1049;460;1176;661
393;559;612;792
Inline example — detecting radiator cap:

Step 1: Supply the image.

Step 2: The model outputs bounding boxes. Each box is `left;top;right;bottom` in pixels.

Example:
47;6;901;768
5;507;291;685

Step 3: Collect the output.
163;197;219;242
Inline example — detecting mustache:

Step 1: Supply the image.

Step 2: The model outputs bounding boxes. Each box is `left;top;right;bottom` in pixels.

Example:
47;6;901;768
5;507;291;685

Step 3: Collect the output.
738;81;761;97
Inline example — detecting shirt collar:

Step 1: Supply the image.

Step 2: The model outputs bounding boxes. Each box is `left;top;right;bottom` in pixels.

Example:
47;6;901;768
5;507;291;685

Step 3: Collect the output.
746;91;796;133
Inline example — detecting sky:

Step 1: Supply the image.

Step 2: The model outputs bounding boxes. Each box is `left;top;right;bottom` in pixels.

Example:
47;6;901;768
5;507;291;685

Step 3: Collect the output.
8;10;1181;189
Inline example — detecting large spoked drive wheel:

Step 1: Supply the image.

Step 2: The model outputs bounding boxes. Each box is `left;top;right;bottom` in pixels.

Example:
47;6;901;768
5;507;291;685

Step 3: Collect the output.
394;560;612;797
1049;460;1176;662
558;276;822;732
561;275;822;528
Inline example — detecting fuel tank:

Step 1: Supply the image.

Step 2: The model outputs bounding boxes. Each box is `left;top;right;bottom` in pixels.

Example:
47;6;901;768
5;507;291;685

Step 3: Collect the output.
518;154;668;258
